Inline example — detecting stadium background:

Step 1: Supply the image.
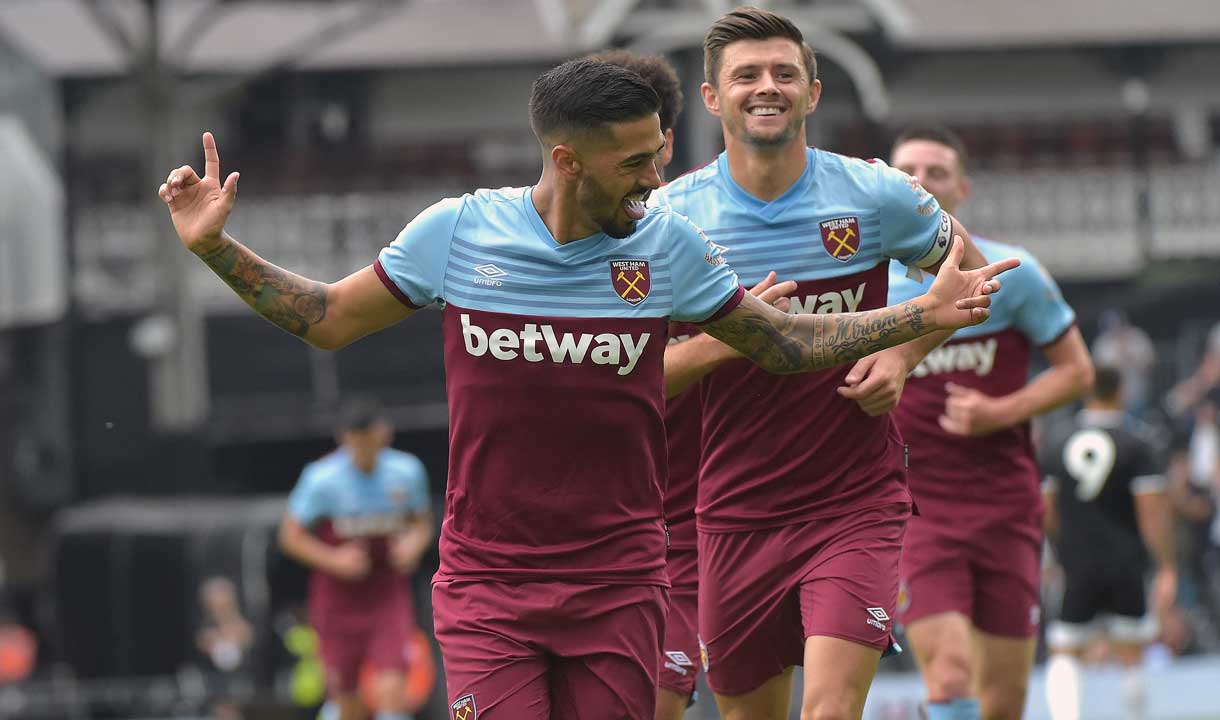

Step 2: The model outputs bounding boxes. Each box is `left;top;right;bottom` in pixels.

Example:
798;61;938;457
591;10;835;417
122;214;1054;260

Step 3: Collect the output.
1;0;1219;717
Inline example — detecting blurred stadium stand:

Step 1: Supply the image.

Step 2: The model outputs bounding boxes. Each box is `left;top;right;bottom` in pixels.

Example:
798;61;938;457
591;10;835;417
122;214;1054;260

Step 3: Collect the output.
0;1;1219;718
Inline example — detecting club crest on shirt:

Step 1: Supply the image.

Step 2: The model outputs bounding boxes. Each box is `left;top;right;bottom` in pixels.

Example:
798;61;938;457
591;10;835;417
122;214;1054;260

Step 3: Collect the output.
451;693;477;720
610;259;651;305
819;217;860;262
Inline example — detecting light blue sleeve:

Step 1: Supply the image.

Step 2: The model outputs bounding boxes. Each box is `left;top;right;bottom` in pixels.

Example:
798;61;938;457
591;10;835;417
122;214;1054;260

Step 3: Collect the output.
1010;249;1076;346
665;211;743;323
873;160;947;267
402;456;431;515
886;258;930;305
375;196;465;307
287;466;332;526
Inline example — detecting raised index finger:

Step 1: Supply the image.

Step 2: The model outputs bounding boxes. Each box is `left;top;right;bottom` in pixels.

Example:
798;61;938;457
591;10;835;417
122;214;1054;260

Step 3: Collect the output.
980;256;1021;279
202;131;221;181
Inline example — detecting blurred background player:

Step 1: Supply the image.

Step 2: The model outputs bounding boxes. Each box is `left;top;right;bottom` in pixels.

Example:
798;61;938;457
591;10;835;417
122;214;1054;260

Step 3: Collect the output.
885;125;1093;720
654;8;1009;720
279;399;433;720
1041;366;1176;720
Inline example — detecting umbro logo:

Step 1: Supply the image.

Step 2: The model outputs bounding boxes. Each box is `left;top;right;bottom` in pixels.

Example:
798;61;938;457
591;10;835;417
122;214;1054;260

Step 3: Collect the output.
665;651;694;667
474;264;507;287
866;607;890;631
474;264;507;278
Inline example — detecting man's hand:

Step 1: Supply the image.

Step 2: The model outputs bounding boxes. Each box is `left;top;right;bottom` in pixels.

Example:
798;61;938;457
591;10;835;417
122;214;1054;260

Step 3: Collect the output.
327;542;371;581
938;382;1011;436
389;534;424;575
922;236;1017;331
157;132;240;254
837;349;911;416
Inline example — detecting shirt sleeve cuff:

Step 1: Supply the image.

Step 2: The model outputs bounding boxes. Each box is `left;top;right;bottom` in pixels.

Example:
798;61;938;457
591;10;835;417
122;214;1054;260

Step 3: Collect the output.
697;285;746;325
374;259;425;309
1132;474;1168;495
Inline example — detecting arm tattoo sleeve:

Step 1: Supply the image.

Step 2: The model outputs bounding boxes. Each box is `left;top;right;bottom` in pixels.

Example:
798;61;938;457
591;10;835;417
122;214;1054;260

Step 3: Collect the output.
196;237;327;338
702;292;933;373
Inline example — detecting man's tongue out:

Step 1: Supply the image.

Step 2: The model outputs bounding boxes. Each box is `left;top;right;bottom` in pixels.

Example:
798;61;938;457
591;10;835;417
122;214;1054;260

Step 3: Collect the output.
622;197;646;220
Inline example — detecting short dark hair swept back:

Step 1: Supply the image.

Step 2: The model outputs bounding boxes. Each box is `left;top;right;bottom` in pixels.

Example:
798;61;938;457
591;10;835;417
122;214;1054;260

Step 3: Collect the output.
893;124;970;170
585;49;685;133
529;58;661;142
704;6;817;86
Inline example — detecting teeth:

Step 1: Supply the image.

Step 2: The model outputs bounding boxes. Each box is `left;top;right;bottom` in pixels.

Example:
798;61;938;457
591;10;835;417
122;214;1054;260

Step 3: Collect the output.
749;107;782;116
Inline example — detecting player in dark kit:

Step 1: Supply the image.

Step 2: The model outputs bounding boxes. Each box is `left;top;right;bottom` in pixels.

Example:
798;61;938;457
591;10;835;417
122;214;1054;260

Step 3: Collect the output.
884;126;1094;720
279;400;433;720
158;57;1013;719
1041;367;1176;720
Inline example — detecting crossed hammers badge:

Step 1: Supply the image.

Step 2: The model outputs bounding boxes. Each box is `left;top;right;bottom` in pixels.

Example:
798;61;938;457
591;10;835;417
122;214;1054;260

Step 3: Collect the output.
610;260;651;305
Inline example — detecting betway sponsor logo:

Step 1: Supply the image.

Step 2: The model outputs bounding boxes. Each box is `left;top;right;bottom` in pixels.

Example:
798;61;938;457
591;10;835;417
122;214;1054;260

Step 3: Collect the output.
461;314;650;376
911;338;998;378
787;282;866;315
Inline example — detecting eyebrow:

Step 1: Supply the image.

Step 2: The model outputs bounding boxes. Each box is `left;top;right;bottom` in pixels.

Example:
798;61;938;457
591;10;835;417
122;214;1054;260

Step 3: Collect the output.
620;140;667;167
730;61;800;74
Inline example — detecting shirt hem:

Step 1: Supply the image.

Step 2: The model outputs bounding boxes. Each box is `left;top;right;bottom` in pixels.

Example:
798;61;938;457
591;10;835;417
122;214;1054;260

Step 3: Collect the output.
696;497;912;534
373;258;424;309
697;285;746;325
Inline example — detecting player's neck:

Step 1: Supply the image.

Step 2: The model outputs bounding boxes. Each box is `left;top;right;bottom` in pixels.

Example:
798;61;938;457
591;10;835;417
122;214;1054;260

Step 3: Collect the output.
723;134;808;202
532;171;601;245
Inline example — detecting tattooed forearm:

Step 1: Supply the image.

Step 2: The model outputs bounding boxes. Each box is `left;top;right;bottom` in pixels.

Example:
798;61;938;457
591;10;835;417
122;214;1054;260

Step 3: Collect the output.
703;292;938;374
195;236;328;338
903;301;926;334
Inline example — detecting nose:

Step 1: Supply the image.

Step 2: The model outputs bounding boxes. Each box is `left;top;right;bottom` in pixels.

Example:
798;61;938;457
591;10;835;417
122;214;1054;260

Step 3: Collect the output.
641;160;662;190
755;70;781;96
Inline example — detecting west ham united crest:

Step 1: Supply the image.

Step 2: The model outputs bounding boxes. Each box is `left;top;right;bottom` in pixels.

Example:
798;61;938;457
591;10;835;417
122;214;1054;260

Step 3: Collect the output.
451;693;477;720
820;216;860;262
610;259;651;305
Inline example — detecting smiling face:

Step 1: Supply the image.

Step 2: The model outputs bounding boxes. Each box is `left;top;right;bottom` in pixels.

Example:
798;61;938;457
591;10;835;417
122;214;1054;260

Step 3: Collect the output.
568;114;666;239
703;37;820;149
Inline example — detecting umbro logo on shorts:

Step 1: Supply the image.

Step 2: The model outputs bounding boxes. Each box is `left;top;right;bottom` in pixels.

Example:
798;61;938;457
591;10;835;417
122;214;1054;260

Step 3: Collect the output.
664;650;695;675
451;693;477;720
866;607;890;631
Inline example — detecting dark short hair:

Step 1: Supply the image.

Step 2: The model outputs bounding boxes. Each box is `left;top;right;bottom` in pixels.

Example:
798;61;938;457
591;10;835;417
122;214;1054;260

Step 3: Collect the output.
529;58;661;142
893;124;970;170
337;398;388;432
1092;366;1122;403
703;6;817;86
586;50;684;133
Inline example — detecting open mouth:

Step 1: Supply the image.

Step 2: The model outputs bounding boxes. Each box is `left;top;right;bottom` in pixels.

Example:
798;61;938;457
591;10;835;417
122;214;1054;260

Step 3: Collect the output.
621;190;649;220
747;106;785;117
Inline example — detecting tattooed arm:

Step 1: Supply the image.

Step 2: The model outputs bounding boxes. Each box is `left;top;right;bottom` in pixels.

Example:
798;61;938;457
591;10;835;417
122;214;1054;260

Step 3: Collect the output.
159;133;412;349
702;237;1019;375
195;233;413;349
702;293;931;374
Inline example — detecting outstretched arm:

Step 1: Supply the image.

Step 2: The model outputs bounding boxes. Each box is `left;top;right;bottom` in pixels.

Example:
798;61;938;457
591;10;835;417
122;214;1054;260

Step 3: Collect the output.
664;271;796;398
702;238;1018;374
158;132;413;349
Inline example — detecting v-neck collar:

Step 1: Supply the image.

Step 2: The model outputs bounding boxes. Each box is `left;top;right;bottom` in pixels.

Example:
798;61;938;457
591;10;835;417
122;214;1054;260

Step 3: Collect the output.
716;147;817;222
